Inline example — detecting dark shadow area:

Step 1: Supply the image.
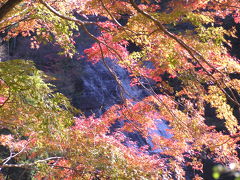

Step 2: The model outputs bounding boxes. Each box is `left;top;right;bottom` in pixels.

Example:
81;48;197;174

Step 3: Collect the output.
223;16;240;59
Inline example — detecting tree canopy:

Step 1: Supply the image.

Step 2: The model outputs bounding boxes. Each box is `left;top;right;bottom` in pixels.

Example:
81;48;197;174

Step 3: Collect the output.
0;0;240;179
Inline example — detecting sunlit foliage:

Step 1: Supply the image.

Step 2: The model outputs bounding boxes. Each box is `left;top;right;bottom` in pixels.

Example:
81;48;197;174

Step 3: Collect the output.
0;0;240;179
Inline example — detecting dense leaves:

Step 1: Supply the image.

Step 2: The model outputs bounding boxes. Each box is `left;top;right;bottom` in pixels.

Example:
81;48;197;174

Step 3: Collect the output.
0;0;240;179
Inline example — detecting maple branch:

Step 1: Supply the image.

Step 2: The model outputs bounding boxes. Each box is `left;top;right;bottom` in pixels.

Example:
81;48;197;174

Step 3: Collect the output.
39;0;125;63
99;0;122;27
129;0;240;107
99;0;146;41
98;41;143;102
0;0;23;22
98;43;127;102
0;5;32;30
129;0;214;70
0;16;32;32
138;78;190;130
0;157;63;169
39;0;95;25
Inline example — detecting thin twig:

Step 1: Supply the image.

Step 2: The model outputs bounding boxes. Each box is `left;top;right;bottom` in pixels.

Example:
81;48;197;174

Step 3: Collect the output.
0;157;63;169
0;139;32;171
98;43;126;103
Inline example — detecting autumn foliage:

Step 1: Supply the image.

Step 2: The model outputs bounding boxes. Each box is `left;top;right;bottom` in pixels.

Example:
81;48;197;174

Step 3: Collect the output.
0;0;240;179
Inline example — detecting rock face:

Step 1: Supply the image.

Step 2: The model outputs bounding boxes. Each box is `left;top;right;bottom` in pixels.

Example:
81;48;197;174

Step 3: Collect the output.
72;58;148;116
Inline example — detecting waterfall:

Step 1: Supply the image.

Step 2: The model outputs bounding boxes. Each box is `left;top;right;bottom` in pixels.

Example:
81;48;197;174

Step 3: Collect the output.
1;22;171;150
